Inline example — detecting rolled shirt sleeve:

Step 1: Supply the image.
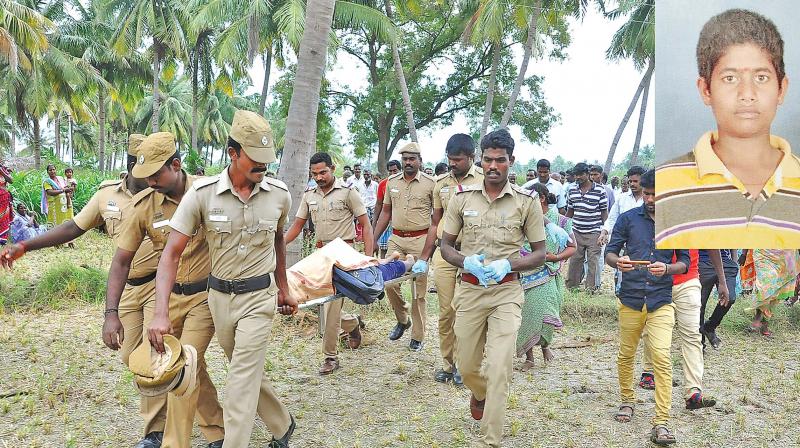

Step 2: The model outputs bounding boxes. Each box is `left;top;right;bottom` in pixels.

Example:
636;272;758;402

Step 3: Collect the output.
168;187;204;237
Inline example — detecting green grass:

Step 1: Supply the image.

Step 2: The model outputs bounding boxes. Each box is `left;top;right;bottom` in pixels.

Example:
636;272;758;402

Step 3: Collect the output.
0;262;107;312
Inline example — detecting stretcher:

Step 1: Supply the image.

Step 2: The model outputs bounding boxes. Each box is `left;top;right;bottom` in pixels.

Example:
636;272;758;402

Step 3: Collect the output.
298;271;425;334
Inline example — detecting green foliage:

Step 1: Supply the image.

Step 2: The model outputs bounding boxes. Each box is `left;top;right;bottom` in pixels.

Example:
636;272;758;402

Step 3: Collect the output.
0;262;107;312
610;144;654;178
7;168;118;218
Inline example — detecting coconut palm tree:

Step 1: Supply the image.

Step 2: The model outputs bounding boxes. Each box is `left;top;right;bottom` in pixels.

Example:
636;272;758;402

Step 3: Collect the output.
134;75;192;144
0;0;52;72
103;0;189;133
601;0;653;172
384;0;416;142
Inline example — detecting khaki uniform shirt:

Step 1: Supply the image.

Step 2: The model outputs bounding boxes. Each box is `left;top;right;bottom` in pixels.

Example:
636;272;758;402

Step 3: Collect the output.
73;177;159;279
117;172;210;285
169;167;291;280
386;170;436;231
443;181;546;263
296;178;366;242
433;165;483;240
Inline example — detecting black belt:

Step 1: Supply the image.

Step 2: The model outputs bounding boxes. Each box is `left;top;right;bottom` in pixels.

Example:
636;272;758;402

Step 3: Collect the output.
172;278;209;296
209;274;272;295
127;272;156;287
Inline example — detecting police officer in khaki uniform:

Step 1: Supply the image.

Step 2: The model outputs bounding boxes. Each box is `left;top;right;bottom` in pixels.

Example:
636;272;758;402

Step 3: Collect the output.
440;129;546;448
372;142;437;351
0;135;174;448
149;110;297;448
107;132;225;448
284;151;374;375
416;134;482;385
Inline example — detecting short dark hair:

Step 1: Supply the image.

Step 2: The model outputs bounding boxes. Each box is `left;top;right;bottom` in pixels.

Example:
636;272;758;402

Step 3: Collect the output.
127;154;137;170
46;164;55;171
697;9;785;84
480;129;514;156
435;162;448;175
531;183;556;205
640;169;655;189
626;165;646;177
164;151;181;167
572;163;589;174
227;137;242;156
387;160;401;170
445;133;476;157
589;165;603;174
536;159;550;169
310;152;334;167
64;167;73;173
353;163;362;168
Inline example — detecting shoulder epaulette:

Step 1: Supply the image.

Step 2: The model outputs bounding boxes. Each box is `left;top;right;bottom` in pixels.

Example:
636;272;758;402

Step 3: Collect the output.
192;175;220;190
420;172;436;183
474;165;484;174
512;184;538;199
98;179;123;189
455;184;481;194
387;172;403;181
435;172;450;182
264;177;289;191
131;187;155;206
305;185;316;192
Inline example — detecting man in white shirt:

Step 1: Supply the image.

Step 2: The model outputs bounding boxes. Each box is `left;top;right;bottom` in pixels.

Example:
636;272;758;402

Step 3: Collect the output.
350;163;366;193
598;165;646;294
522;159;566;215
361;169;379;221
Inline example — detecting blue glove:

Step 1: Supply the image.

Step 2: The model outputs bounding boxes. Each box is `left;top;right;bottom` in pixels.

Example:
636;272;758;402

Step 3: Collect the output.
412;259;428;274
485;259;511;282
463;254;489;287
546;222;570;252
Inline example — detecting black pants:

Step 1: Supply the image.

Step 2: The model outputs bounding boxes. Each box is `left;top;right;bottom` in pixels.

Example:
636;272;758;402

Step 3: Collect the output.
698;258;739;336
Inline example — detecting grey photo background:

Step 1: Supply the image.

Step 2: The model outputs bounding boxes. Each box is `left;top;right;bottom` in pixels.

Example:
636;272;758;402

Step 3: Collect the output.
655;0;800;164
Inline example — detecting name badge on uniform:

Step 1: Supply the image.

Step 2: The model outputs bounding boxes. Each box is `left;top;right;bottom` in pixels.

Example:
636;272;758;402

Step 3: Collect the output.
464;210;478;217
440;187;449;193
153;219;170;229
209;215;229;222
308;201;317;206
390;188;400;193
106;204;120;212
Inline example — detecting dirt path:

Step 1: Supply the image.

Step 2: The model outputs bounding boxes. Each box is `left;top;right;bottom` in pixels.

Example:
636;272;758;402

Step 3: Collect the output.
2;290;799;447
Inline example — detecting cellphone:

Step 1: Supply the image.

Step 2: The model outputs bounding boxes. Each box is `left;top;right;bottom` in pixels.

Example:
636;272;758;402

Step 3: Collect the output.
627;260;651;265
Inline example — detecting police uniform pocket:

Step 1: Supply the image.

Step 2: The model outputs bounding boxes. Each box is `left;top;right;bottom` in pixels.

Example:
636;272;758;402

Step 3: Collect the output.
207;220;232;248
328;201;350;221
103;210;122;236
499;219;522;244
463;215;481;240
252;219;277;247
149;226;171;251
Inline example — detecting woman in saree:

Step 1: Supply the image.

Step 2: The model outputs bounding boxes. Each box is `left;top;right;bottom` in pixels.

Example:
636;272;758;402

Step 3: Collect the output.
748;249;800;336
41;164;74;248
0;165;12;245
516;183;576;370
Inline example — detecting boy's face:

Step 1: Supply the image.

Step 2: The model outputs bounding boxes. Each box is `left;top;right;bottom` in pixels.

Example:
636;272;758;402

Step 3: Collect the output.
698;43;788;139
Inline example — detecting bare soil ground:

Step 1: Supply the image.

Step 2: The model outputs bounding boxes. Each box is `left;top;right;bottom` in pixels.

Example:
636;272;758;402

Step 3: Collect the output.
2;237;800;447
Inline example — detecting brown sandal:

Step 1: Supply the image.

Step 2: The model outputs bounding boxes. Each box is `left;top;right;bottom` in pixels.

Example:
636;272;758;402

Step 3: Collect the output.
614;404;634;423
650;425;676;445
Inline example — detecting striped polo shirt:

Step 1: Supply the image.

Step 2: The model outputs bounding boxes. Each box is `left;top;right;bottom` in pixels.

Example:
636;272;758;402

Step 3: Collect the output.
566;181;608;234
656;131;800;249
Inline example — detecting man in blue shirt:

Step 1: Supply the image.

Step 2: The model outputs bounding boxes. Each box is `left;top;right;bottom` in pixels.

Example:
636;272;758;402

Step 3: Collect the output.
605;169;688;446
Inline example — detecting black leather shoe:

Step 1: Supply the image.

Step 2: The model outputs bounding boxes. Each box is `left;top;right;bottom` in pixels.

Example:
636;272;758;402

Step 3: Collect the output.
134;432;163;448
208;441;224;448
434;369;454;383
409;339;423;352
269;414;296;448
452;367;463;386
699;325;721;349
388;320;411;341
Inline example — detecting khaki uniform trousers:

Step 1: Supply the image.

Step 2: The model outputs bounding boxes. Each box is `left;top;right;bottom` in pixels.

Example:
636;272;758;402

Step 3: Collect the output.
119;281;166;436
617;302;674;426
453;280;523;448
642;278;704;398
385;234;428;341
432;248;458;372
322;298;360;358
208;287;292;448
119;285;225;446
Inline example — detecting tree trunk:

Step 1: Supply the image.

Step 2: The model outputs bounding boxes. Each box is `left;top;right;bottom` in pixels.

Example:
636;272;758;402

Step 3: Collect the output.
480;41;501;141
191;49;199;153
32;117;41;169
152;45;162;133
376;122;390;176
385;0;418;143
54;113;61;160
68;116;73;164
258;49;273;116
603;58;654;173
98;90;106;171
107;128;113;171
630;65;653;167
500;0;541;128
278;0;336;265
10;116;15;156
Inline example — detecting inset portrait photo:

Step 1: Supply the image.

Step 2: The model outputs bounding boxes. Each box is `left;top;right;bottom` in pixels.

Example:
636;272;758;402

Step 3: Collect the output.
654;1;800;249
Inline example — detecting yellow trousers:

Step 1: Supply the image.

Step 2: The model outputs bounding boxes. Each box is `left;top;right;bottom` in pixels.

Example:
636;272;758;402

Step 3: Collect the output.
617;302;674;426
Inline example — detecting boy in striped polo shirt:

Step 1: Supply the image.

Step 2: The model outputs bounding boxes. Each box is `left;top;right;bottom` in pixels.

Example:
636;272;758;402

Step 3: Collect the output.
565;162;608;292
656;9;800;249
